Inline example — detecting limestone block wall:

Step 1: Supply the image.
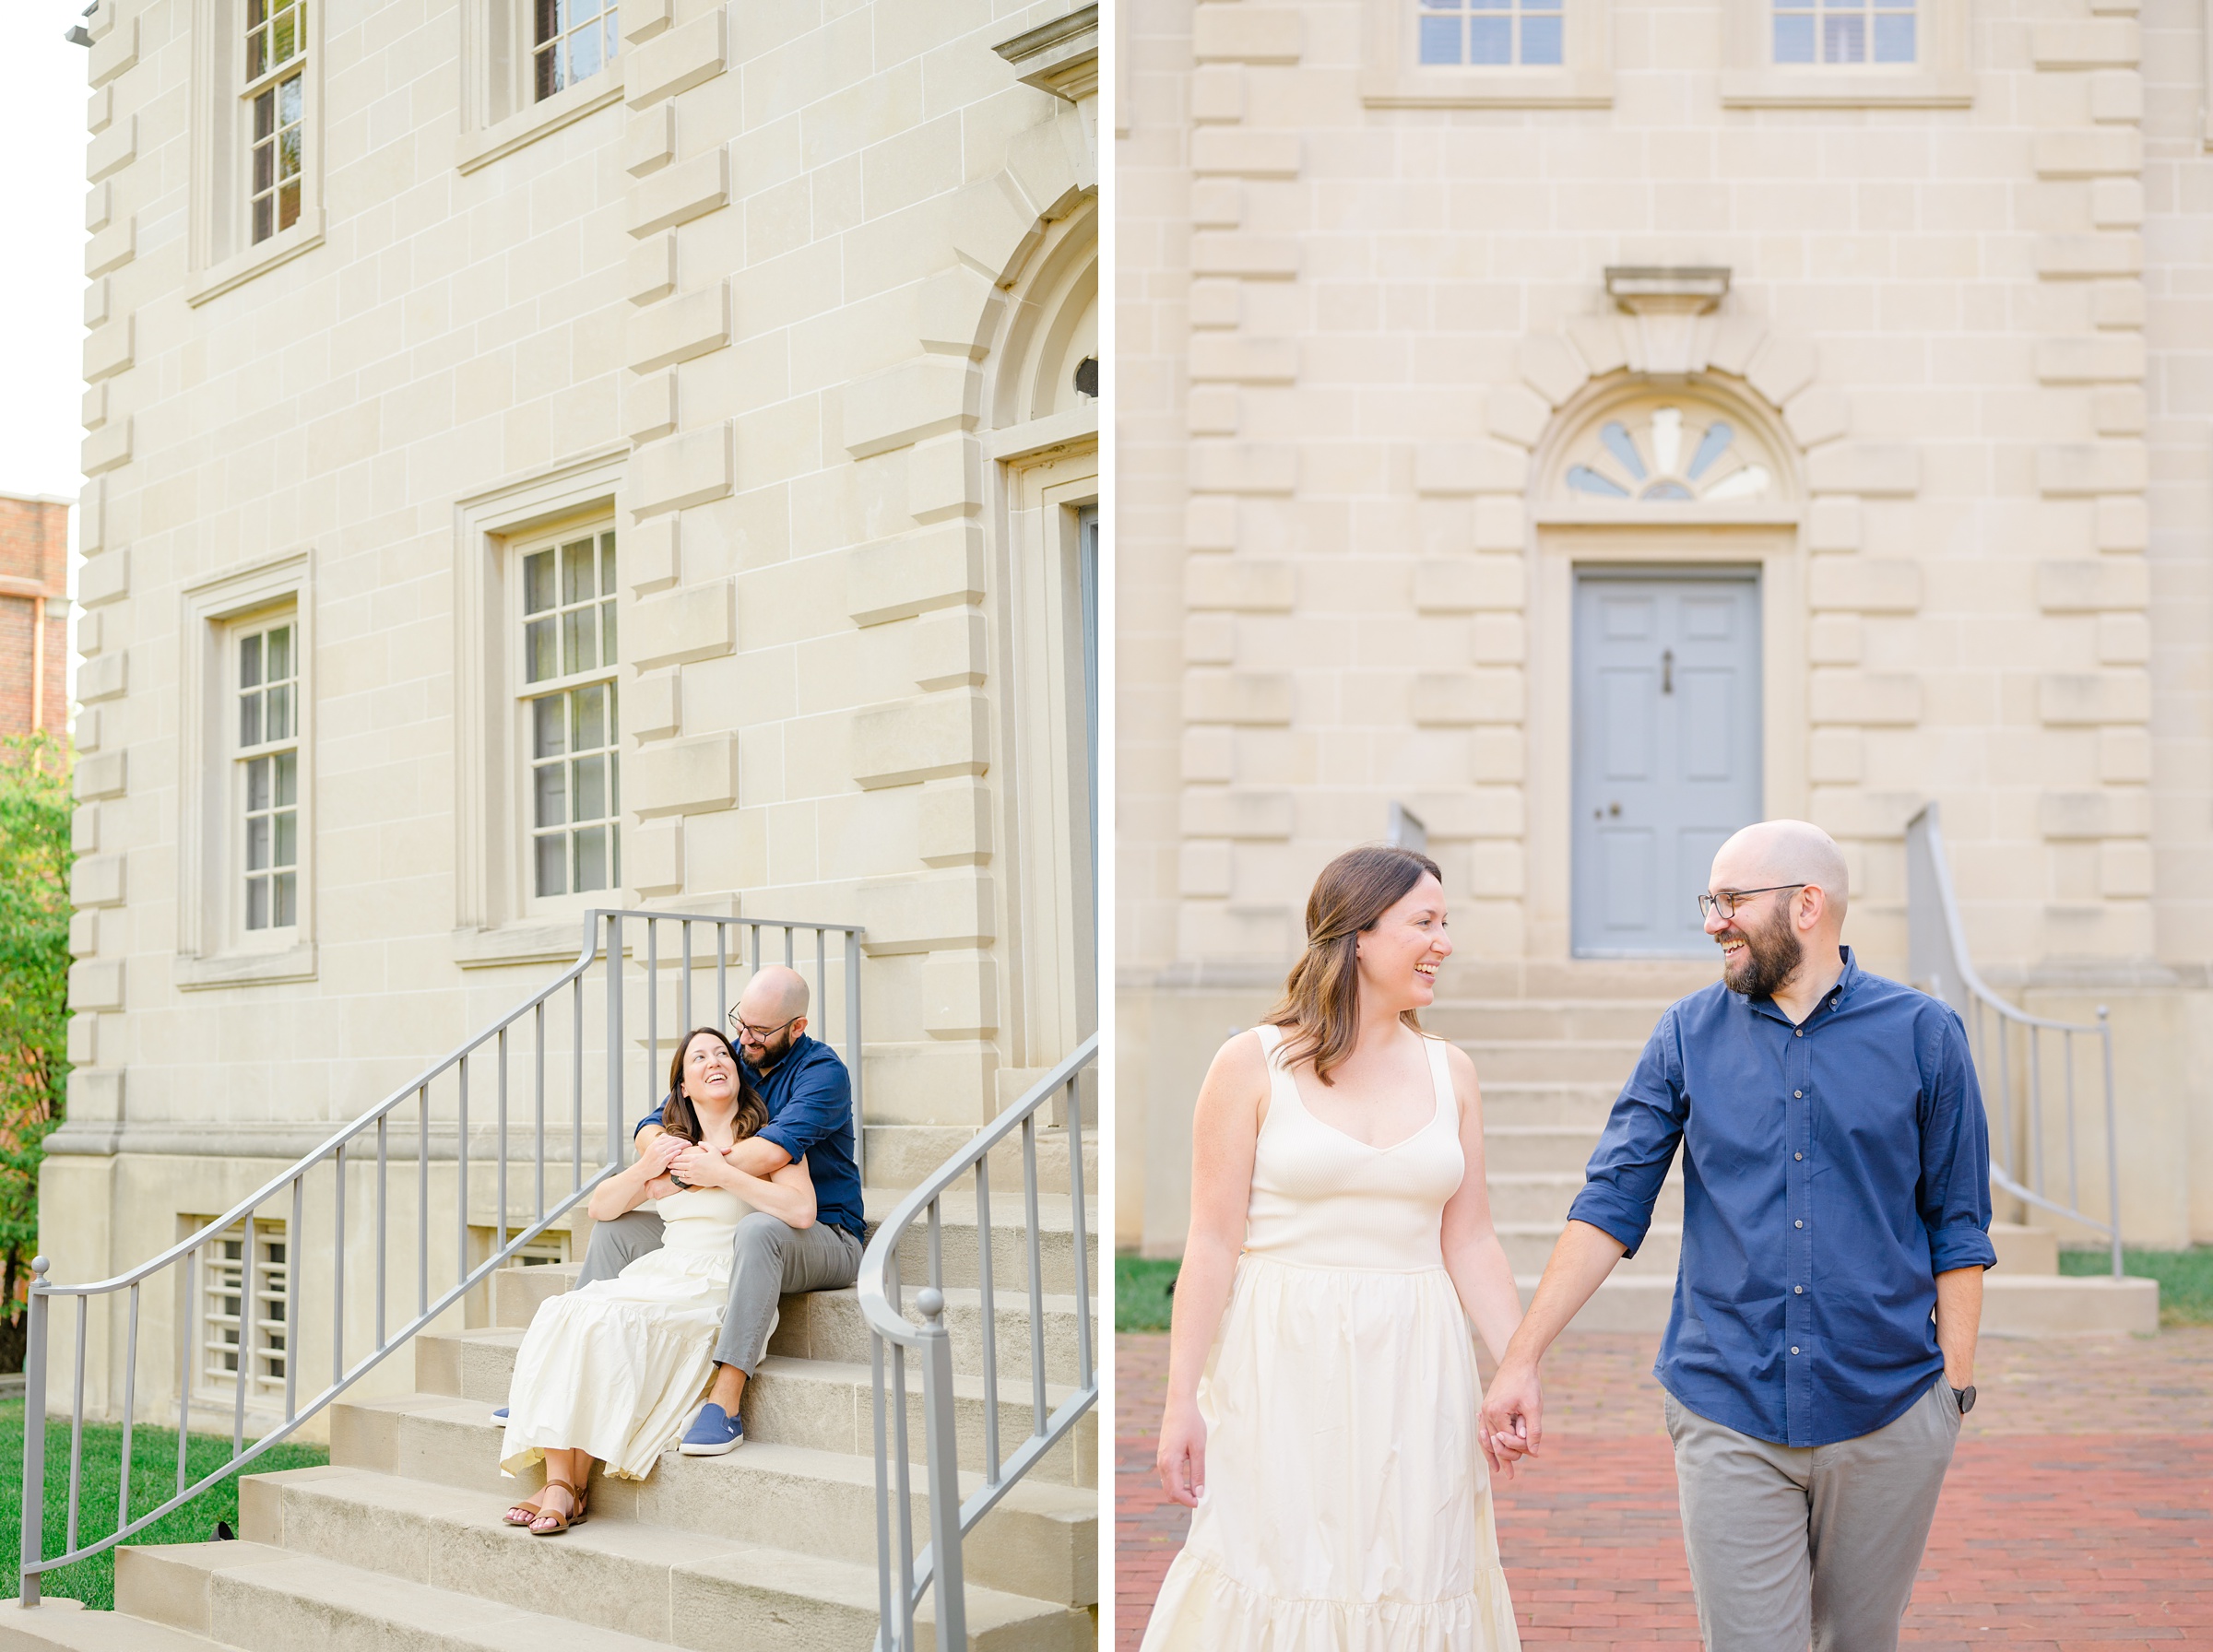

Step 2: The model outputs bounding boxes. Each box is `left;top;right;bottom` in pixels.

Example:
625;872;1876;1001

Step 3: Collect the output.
1118;0;2213;1247
52;0;1097;1416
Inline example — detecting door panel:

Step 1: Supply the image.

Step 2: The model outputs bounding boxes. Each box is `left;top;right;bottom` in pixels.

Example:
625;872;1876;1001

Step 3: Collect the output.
1572;572;1763;956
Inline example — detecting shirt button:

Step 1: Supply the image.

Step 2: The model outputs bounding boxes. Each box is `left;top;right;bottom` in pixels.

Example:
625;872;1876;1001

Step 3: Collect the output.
1793;1090;1803;1099
1791;1346;1801;1354
1795;1029;1804;1037
1795;1220;1805;1228
1795;1285;1805;1293
1794;1152;1804;1161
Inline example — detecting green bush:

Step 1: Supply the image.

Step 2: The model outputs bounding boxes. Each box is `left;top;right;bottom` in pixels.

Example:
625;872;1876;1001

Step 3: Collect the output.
1118;1255;1179;1334
0;1400;328;1609
2058;1244;2213;1327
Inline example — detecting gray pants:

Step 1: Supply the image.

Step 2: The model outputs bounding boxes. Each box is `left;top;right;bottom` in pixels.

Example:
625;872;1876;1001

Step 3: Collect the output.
576;1207;862;1378
1664;1379;1962;1652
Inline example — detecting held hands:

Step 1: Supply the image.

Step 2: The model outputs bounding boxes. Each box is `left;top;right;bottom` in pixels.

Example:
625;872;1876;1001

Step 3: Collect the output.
1477;1360;1543;1481
669;1140;731;1191
639;1132;688;1198
1155;1401;1207;1510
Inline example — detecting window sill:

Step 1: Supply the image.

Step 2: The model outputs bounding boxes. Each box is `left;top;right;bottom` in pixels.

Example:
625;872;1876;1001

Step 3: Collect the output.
186;215;326;309
457;65;624;175
1361;66;1614;108
455;919;601;970
173;942;317;991
1721;67;1972;107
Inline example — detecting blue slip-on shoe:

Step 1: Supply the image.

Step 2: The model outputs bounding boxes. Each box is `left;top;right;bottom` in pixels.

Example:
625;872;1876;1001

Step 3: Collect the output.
680;1402;742;1456
492;1407;509;1422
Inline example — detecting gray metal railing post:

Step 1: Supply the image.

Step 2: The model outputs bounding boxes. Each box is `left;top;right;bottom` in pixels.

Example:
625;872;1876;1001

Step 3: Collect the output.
608;914;624;1168
19;1257;48;1608
847;930;865;1190
914;1287;966;1652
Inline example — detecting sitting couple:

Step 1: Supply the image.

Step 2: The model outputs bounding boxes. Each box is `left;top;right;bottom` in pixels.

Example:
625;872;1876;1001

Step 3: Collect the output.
491;964;866;1535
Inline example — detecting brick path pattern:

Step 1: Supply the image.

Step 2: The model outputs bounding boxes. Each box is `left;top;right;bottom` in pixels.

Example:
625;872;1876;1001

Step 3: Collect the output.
1118;1330;2213;1649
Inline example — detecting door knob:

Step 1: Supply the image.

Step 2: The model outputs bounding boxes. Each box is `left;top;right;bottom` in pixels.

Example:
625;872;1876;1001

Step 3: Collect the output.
1661;649;1675;694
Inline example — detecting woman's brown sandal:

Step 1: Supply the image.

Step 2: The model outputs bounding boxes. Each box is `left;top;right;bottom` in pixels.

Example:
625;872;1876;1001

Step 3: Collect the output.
527;1477;587;1536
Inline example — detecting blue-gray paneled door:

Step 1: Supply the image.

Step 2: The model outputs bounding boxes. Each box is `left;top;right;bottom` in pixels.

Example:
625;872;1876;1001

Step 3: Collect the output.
1571;570;1763;957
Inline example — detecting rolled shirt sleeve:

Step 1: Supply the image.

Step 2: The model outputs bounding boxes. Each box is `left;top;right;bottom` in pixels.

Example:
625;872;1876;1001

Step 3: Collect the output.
1919;1007;1999;1274
755;1054;851;1165
1567;1014;1689;1260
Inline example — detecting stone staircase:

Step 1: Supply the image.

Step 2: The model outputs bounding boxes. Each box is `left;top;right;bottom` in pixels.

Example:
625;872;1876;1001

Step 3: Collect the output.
1430;962;2160;1336
2;1127;1101;1652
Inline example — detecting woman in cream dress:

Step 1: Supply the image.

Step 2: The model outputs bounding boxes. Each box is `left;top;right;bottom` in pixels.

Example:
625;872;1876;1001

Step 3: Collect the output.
1145;845;1531;1649
498;1027;815;1534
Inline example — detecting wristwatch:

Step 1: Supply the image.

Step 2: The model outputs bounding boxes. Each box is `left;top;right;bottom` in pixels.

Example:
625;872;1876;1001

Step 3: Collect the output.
1951;1384;1976;1414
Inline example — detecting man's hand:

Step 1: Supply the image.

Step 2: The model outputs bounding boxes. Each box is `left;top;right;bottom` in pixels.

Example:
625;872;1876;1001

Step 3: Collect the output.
1156;1400;1207;1509
638;1132;685;1198
669;1142;728;1189
1479;1358;1544;1480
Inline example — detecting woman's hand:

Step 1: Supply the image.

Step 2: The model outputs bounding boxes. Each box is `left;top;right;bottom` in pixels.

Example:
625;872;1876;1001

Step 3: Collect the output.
642;1132;687;1178
1156;1399;1207;1509
669;1142;728;1189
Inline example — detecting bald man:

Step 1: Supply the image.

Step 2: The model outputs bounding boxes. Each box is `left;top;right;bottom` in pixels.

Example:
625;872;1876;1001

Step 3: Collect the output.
1480;820;1994;1652
555;965;864;1456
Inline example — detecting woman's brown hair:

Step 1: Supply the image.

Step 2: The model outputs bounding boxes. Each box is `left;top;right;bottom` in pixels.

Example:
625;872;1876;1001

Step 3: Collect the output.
660;1028;768;1146
1264;844;1444;1086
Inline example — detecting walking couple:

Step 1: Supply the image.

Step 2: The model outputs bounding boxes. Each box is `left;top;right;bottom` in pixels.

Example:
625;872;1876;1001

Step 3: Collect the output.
1145;821;1994;1651
491;964;865;1536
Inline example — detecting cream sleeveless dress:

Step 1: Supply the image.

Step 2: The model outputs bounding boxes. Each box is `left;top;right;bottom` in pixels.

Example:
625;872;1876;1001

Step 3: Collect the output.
498;1186;751;1482
1140;1025;1521;1651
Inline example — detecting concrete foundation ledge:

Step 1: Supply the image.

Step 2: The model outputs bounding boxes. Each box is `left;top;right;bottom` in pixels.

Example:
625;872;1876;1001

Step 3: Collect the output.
0;1598;227;1652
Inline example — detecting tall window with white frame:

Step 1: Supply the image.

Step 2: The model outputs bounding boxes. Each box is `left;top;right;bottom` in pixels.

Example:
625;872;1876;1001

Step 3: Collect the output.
521;528;621;903
533;0;619;100
244;0;306;242
237;617;302;936
1418;0;1563;65
1774;0;1914;64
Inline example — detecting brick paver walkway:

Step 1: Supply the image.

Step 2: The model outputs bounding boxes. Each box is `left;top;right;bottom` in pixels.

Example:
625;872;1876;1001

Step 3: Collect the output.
1118;1328;2213;1648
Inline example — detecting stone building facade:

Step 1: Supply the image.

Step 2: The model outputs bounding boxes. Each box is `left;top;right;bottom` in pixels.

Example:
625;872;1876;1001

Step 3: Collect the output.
1119;0;2213;1277
0;494;72;744
55;0;1098;1435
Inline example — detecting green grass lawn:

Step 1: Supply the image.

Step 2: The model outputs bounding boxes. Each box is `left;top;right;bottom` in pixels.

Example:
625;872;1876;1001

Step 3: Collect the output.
2058;1244;2213;1327
0;1399;327;1609
1118;1254;1178;1334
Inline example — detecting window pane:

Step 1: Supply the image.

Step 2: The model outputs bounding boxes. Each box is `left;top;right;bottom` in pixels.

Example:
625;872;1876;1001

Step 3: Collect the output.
247;877;269;930
267;625;290;681
274;809;296;867
279;181;301;233
562;539;594;605
1468;15;1512;64
1822;11;1864;60
267;683;293;742
569;25;603;81
609;820;621;885
247;816;270;872
279;74;302;125
574;824;608;892
535;0;562;45
600;600;618;668
241;633;264;690
1773;12;1815;61
562;608;594;677
574;753;607;821
533;694;566;760
608;748;620;814
278;126;302;183
524;549;556;614
535;833;567;898
574;683;607;751
275;750;298;808
525;617;556;683
255;88;275;140
242;692;264;749
253;139;274;195
1521;14;1563;63
273;8;296;64
535;41;562;100
599;533;617;594
1873;11;1914;60
248;0;266;25
254;196;274;244
535;761;567;829
248;30;267;79
1418;14;1461;63
247;756;271;812
274;870;297;926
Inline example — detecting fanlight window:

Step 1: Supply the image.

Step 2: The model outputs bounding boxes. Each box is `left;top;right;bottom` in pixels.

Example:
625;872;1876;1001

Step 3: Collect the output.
1564;407;1772;503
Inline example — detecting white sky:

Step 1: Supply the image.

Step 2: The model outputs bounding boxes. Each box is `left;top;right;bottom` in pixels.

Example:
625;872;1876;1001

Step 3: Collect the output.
0;7;92;510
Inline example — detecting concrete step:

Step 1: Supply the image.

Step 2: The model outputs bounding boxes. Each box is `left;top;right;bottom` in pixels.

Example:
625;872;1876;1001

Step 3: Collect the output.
1497;1222;1681;1276
867;1125;1099;1195
245;1454;1093;1616
1454;1040;1648;1084
1992;1222;2058;1275
322;1394;1093;1598
117;1531;1085;1652
1478;1083;1625;1129
1427;1000;1673;1044
443;1284;1094;1395
0;1598;231;1652
1488;1172;1682;1227
1481;1126;1603;1176
341;1349;1095;1491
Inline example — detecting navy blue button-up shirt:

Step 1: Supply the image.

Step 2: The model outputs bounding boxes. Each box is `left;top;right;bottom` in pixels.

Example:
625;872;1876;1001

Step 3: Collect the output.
633;1033;865;1243
1567;948;1995;1447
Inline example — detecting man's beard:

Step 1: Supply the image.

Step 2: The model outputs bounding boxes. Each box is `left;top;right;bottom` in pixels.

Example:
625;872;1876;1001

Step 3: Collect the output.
745;1029;797;1069
1721;910;1802;1000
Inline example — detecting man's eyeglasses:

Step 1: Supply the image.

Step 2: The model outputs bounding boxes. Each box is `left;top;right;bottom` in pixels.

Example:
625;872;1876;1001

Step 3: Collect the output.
1698;883;1805;922
728;1009;802;1043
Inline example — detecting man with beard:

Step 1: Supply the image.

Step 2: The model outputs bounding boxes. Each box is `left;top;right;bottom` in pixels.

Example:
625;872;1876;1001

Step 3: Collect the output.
1478;819;1994;1652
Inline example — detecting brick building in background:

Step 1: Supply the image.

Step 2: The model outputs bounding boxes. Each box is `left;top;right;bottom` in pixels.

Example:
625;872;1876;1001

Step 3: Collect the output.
0;494;69;741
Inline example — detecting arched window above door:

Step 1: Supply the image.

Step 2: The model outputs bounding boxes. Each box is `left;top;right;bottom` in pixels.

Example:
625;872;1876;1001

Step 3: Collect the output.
1540;386;1797;517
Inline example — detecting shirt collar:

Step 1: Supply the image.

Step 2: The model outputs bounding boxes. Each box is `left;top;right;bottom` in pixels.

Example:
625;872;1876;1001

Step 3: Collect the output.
1740;945;1858;1023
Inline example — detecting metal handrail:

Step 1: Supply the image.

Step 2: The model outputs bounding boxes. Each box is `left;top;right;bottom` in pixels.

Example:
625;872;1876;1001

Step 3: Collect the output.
859;1032;1097;1652
1905;802;2123;1276
18;907;864;1603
